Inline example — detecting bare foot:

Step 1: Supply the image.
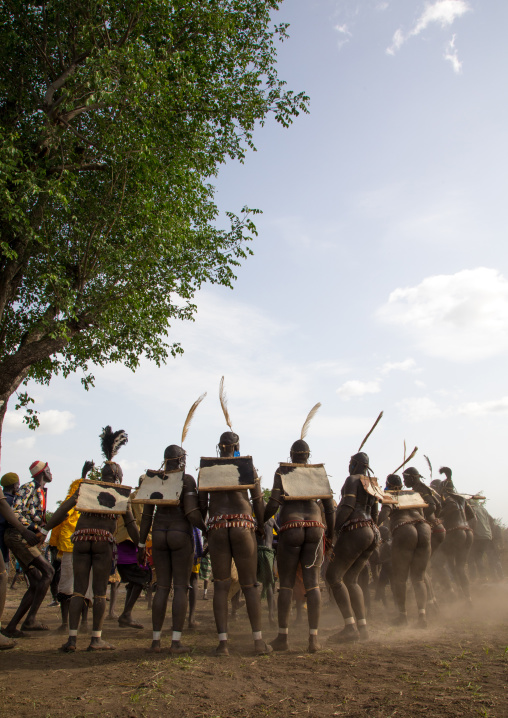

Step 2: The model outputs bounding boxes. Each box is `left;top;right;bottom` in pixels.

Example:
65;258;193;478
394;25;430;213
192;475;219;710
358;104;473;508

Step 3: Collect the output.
55;624;68;634
254;639;273;655
328;625;359;644
87;638;115;651
1;627;29;639
170;641;191;655
358;625;369;641
215;640;229;657
270;634;289;651
308;635;321;653
118;616;144;629
60;638;77;653
187;620;199;629
21;621;49;631
106;614;118;621
149;640;161;653
0;633;16;650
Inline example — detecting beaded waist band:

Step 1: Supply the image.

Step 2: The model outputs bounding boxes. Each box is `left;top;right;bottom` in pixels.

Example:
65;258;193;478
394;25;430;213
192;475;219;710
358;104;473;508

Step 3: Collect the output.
279;520;325;533
392;518;429;534
342;518;376;532
207;513;256;531
72;528;115;543
446;525;473;533
429;518;446;533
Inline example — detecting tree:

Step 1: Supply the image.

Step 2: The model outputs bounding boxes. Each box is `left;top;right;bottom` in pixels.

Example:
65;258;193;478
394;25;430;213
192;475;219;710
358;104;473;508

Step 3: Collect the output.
0;0;308;449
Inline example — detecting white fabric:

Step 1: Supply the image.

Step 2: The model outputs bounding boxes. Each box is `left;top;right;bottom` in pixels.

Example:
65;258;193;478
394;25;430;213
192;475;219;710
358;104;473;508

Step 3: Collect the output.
58;553;93;600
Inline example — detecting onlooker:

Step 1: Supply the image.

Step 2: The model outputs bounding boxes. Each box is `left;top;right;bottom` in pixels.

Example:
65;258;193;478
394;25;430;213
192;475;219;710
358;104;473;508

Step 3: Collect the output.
0;485;39;649
2;461;55;637
0;473;19;564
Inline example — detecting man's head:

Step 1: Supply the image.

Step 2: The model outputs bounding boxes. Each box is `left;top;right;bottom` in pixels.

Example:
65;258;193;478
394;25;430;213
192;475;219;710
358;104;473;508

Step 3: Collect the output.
402;467;421;489
29;460;52;484
349;452;369;476
290;439;310;464
439;466;455;493
164;444;186;471
430;478;443;494
219;431;240;458
385;474;402;490
101;462;123;484
1;472;19;492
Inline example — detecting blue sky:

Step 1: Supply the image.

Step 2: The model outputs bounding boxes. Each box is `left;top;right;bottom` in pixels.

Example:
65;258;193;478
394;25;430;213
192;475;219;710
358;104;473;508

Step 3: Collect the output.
3;0;508;519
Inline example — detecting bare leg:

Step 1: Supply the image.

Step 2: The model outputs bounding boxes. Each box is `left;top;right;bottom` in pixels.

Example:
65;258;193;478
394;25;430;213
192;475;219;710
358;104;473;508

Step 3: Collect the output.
208;528;233;656
326;527;376;642
391;526;417;625
108;582;119;619
270;528;301;651
0;555;15;649
410;524;431;627
118;583;144;628
188;572;198;628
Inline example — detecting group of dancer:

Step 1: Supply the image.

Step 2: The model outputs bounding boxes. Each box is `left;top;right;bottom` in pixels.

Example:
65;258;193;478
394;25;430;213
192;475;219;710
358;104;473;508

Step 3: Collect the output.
0;382;490;655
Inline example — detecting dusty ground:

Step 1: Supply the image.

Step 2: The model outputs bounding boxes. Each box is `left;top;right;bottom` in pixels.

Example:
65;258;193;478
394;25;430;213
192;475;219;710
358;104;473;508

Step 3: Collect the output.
1;581;508;718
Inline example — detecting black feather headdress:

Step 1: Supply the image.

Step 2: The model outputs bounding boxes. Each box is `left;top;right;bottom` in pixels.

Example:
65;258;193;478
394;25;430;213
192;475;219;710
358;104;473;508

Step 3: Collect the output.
100;425;128;461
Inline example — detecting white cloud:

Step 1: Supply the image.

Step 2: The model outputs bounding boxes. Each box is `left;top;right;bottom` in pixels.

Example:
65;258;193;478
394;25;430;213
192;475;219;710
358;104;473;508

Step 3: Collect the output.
444;34;462;73
458;397;508;417
380;358;417;374
387;0;470;55
377;268;508;362
337;379;381;400
334;23;352;49
4;409;75;435
397;397;444;421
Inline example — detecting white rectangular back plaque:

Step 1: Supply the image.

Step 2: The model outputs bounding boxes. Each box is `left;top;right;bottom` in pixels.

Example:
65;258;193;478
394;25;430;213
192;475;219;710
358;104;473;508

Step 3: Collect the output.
198;456;256;492
131;469;183;505
384;489;428;509
76;480;132;515
278;463;332;500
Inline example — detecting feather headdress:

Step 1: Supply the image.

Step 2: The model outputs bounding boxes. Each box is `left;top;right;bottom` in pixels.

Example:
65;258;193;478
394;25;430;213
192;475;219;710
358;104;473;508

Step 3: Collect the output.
100;425;128;461
219;376;233;431
424;455;433;478
181;393;207;445
358;411;383;453
301;402;321;440
391;446;418;475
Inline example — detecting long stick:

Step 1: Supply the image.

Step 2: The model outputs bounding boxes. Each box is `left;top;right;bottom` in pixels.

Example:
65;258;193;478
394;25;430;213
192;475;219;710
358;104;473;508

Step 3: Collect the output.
391;446;418;475
424;455;433;478
358;411;383;452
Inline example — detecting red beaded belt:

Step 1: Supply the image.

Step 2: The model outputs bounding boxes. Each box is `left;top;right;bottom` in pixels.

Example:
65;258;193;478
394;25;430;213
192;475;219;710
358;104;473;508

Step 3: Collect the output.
446;525;473;533
72;528;115;543
279;520;325;534
207;513;256;531
342;518;376;532
392;518;429;534
429;518;446;534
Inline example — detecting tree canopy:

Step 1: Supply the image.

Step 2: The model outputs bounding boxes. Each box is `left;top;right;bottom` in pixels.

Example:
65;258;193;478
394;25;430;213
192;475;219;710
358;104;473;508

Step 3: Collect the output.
0;0;308;437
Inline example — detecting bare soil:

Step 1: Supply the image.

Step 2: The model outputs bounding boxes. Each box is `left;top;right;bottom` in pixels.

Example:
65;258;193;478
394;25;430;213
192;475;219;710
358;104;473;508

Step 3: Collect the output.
1;582;508;718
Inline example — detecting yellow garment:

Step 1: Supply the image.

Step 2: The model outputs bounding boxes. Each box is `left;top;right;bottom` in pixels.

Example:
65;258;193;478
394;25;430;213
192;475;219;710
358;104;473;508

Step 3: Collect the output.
50;478;83;555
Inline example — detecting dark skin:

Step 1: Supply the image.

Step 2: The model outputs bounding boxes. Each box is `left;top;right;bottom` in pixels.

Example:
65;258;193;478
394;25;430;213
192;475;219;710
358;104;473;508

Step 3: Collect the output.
0;489;40;649
258;517;276;627
378;502;431;626
199;441;271;656
325;458;379;643
138;458;207;654
3;467;55;636
265;450;334;653
403;471;444;607
44;462;139;651
439;482;475;603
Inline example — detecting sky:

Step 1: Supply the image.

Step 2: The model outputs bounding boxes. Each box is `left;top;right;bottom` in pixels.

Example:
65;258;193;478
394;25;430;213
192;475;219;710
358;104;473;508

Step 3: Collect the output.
3;0;508;519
